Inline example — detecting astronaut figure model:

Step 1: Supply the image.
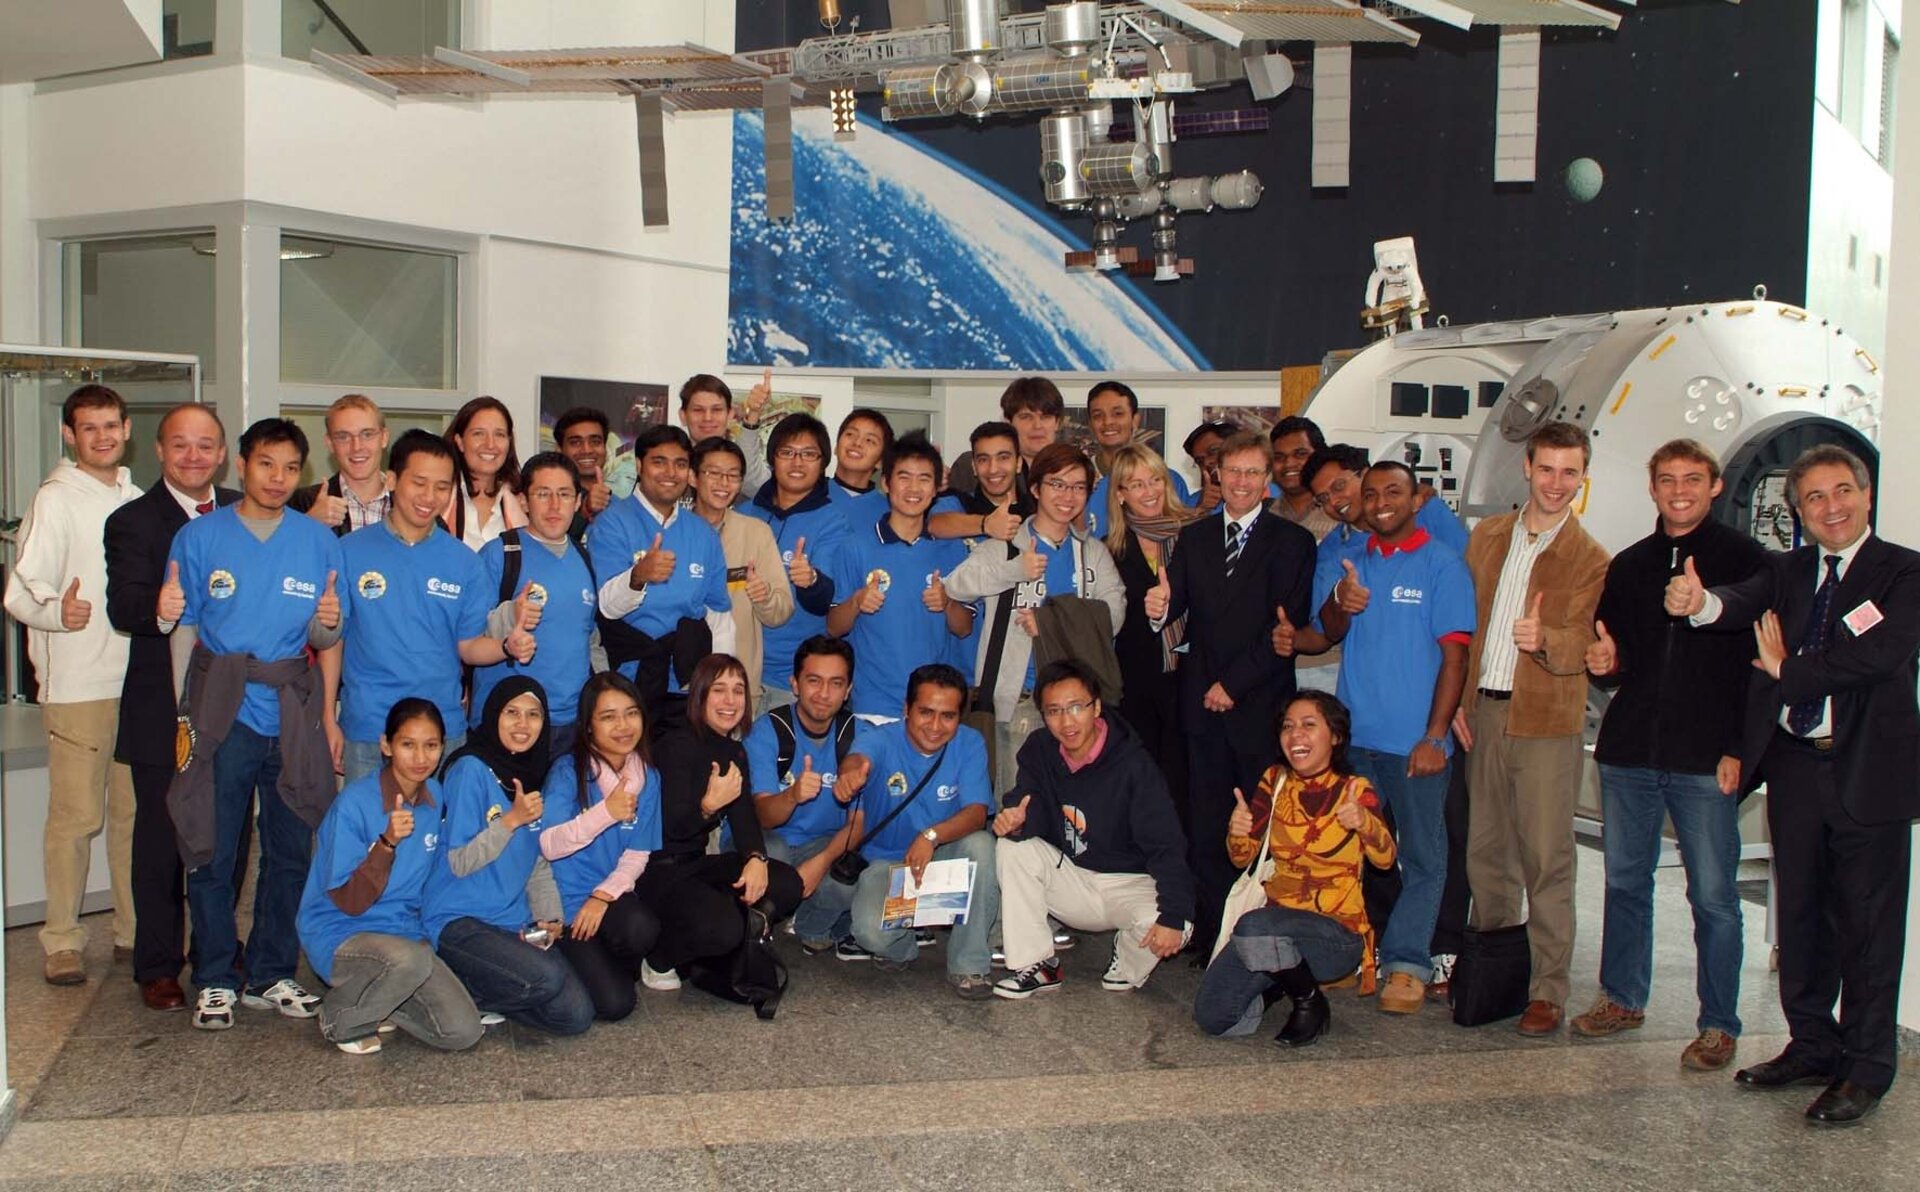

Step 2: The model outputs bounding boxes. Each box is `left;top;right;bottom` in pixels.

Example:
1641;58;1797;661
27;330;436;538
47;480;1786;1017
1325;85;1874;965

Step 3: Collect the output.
1363;236;1429;336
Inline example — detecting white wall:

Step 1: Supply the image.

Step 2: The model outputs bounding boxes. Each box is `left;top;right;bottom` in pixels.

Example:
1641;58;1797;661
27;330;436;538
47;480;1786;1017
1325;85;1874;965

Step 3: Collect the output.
1806;0;1900;359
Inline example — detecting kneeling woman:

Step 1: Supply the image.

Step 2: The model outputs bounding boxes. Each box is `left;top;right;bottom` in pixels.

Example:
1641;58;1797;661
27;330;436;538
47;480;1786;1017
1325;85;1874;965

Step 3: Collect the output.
1193;692;1395;1045
298;699;484;1054
543;672;665;1022
634;655;802;987
422;677;594;1036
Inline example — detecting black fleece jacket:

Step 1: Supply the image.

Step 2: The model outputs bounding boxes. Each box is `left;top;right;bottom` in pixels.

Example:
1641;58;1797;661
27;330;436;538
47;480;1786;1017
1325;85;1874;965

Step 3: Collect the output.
1003;712;1194;928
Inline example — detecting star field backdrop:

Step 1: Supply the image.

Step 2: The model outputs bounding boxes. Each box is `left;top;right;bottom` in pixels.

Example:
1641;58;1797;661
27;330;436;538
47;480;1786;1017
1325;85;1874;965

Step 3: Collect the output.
728;0;1813;372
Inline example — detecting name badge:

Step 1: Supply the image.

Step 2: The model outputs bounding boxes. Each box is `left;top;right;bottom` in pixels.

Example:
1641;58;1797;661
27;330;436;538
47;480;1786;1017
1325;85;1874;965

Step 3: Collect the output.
1843;600;1884;637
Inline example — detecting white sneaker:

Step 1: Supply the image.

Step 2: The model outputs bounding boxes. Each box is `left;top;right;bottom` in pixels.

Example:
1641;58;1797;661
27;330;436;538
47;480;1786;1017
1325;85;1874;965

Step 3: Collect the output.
640;960;682;991
336;1035;382;1055
479;1012;506;1026
242;979;322;1019
193;986;236;1031
1101;953;1134;992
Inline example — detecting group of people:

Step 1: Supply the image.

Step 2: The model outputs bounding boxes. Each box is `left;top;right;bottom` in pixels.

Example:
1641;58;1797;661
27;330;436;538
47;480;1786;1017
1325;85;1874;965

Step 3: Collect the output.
5;372;1914;1126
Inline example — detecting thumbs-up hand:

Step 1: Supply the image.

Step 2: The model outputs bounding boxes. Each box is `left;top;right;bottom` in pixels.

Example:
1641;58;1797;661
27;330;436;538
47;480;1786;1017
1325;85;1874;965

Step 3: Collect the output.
993;794;1032;838
1021;543;1048;582
746;366;773;418
834;753;871;804
1334;783;1365;830
1228;788;1254;839
630;532;676;587
791;754;823;804
60;577;92;631
701;760;744;814
310;493;349;528
583;463;611;516
604;778;638;824
1665;556;1706;617
387;791;416;843
504;594;538;664
857;574;887;614
984;499;1021;542
157;560;186;624
315;570;341;631
1335;558;1371;615
1270;604;1295;657
745;561;771;605
787;536;817;589
512;579;545;632
504;778;544;828
1585;619;1618;676
1513;592;1546;655
1144;564;1172;622
922;569;949;613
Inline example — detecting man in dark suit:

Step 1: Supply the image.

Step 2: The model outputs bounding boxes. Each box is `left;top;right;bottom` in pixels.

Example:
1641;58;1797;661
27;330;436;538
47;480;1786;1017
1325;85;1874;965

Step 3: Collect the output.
104;403;240;1012
1147;430;1315;951
1668;444;1920;1125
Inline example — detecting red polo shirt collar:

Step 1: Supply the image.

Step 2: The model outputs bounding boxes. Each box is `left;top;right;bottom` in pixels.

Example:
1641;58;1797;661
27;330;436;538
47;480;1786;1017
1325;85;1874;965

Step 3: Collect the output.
1366;526;1432;557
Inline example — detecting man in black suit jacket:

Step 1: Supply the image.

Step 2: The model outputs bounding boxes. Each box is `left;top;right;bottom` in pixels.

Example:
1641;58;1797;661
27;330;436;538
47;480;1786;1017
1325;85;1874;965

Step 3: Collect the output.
1669;445;1920;1125
1147;431;1315;950
104;404;240;1013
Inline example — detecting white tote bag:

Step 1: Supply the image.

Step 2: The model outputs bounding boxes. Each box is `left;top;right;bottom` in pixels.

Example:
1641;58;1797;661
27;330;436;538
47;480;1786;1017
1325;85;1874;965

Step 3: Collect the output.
1211;815;1277;961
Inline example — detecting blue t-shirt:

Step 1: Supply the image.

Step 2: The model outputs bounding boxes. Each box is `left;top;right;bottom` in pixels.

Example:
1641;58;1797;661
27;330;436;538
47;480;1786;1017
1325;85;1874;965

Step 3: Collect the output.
337;521;490;743
1087;467;1192;539
744;711;868;849
296;772;441;984
418;755;546;946
827;514;969;718
1336;532;1477;757
586;497;730;692
850;720;991;862
169;507;346;737
740;489;853;691
829;478;888;524
470;534;597;727
1312;501;1470;629
542;752;664;920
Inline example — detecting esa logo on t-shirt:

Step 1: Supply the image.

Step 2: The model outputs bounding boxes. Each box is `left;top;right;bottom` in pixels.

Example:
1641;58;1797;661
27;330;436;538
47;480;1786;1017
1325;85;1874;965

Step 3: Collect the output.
357;572;388;600
426;576;463;601
208;569;237;600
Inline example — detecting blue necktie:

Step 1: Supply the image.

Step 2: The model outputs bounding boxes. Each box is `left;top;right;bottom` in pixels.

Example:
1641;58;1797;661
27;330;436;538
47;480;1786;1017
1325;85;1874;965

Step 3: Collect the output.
1786;554;1843;736
1225;520;1245;576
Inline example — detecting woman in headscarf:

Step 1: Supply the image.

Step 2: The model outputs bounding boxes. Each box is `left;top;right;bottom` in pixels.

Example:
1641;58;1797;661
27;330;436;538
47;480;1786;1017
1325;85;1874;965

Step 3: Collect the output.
422;677;594;1036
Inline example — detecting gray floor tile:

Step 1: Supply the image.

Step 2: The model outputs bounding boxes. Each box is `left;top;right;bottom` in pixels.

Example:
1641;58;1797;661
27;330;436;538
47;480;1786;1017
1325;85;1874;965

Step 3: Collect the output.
708;1140;894;1192
530;1149;721;1191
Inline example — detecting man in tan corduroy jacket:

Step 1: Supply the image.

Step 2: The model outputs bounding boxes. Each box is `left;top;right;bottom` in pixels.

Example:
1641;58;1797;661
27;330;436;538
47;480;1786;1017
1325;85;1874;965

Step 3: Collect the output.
1453;422;1610;1038
690;438;794;704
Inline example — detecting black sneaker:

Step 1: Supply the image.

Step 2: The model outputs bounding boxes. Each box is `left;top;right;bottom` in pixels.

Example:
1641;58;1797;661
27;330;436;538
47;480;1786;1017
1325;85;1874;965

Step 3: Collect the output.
915;927;937;948
835;939;873;962
992;958;1063;1000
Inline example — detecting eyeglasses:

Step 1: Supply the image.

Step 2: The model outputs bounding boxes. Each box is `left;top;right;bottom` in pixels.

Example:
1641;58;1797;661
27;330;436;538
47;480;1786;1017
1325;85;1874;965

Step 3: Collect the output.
1042;701;1094;719
328;429;382;446
698;469;742;483
775;447;823;463
1221;466;1267;481
527;488;578;503
1040;478;1089;496
1119;478;1159;494
1311;473;1357;508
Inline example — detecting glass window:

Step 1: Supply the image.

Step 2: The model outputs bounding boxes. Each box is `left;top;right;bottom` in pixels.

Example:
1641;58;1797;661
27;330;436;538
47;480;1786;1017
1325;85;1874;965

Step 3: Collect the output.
163;0;216;59
280;235;458;390
283;406;450;488
284;0;459;59
61;234;217;380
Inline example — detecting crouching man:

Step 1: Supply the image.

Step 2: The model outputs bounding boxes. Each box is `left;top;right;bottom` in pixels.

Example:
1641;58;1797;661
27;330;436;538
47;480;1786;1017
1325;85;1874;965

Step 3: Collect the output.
991;658;1193;998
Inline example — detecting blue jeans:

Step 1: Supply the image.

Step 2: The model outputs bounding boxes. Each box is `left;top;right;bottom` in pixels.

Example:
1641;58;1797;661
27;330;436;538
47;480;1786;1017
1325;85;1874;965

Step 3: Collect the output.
344;732;465;787
435;916;594;1036
1597;765;1744;1035
1194;906;1362;1037
1353;748;1450;980
803;831;1001;976
766;831;849;944
187;722;311;993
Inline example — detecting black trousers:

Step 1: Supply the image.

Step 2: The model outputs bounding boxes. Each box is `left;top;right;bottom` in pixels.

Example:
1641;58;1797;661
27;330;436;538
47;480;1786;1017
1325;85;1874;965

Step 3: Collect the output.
1761;733;1912;1094
554;891;662;1023
129;760;252;984
1430;755;1472;957
1185;717;1277;949
635;852;802;973
1115;676;1189;837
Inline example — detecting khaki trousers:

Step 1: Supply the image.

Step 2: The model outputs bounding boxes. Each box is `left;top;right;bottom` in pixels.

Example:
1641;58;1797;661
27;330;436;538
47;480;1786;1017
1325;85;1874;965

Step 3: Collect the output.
996;836;1186;987
41;699;136;955
1464;697;1582;1006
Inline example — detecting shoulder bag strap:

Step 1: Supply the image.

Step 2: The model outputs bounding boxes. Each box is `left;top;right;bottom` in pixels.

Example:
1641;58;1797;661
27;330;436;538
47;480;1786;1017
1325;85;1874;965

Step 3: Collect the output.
850;744;949;854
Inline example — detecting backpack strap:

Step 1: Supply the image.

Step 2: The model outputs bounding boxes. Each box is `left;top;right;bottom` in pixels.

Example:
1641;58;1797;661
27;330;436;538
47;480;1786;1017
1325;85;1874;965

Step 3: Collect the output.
767;704;799;780
498;527;524;605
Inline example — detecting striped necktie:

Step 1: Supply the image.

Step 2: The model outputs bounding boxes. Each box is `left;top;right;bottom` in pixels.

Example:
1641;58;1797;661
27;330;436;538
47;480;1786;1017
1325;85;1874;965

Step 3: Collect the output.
1786;554;1843;736
1225;518;1246;576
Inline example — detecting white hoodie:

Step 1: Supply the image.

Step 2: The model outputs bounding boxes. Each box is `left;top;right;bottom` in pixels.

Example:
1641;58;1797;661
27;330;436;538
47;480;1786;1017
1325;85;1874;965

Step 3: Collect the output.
3;459;142;703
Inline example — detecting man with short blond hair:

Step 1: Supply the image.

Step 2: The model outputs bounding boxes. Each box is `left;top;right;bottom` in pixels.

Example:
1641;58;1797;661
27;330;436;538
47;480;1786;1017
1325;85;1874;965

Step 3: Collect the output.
289;394;390;536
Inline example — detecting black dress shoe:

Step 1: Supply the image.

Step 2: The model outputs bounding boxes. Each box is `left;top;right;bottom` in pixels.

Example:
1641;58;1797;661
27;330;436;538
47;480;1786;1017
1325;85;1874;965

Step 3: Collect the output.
1734;1052;1834;1089
1806;1080;1881;1126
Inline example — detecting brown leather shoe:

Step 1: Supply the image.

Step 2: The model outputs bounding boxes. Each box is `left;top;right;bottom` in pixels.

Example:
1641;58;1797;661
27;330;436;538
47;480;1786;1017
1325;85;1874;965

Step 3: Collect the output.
1682;1028;1737;1072
1379;972;1425;1015
1570;995;1645;1037
141;977;188;1012
43;950;85;986
1517;999;1563;1037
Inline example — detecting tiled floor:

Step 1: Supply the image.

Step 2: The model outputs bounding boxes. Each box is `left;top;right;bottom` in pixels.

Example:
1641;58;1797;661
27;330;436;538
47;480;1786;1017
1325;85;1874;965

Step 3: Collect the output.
0;850;1913;1190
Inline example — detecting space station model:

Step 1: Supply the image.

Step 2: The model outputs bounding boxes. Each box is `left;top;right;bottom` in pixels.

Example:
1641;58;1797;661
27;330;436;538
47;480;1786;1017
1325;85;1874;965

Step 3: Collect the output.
306;0;1719;283
1362;235;1429;336
1299;289;1883;559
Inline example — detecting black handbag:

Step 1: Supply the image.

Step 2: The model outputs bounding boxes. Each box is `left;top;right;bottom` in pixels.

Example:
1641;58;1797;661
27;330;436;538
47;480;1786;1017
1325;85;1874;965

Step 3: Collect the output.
827;745;949;888
1449;922;1532;1027
685;899;788;1020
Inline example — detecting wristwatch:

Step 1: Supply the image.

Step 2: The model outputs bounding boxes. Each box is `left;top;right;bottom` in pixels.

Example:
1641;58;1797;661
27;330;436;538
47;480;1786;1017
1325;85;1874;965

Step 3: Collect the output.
921;827;939;844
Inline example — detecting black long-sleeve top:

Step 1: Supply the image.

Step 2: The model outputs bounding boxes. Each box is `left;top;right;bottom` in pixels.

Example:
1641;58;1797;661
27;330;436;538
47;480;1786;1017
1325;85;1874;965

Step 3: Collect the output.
655;726;768;860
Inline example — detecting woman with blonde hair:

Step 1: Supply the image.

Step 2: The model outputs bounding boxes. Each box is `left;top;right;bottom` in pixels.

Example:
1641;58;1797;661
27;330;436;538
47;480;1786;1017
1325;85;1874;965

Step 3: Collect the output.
1102;445;1201;836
